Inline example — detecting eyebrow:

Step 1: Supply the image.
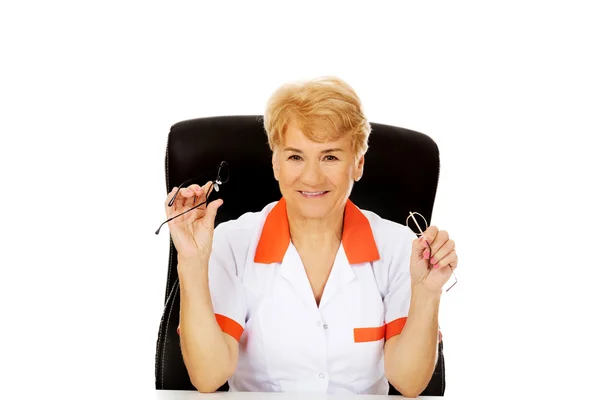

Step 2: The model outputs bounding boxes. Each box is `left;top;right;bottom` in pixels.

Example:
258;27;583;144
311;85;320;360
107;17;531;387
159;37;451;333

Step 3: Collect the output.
283;147;343;154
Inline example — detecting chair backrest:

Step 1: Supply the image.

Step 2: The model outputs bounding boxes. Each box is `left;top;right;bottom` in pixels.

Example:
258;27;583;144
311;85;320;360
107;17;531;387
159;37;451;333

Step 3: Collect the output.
155;115;444;396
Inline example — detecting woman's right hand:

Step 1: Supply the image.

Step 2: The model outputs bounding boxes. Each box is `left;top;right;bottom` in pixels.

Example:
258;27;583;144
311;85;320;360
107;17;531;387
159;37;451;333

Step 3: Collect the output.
164;181;224;264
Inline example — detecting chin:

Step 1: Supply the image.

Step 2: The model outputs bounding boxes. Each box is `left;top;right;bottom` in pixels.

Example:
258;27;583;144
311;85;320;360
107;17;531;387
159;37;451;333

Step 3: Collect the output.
289;191;335;219
296;206;330;220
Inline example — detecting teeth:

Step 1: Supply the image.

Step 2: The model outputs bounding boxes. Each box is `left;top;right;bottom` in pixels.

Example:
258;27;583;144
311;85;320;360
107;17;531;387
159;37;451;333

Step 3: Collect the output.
302;191;325;196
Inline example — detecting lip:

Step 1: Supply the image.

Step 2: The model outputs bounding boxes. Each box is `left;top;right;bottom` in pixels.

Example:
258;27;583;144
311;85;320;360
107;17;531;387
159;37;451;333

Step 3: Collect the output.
298;191;329;198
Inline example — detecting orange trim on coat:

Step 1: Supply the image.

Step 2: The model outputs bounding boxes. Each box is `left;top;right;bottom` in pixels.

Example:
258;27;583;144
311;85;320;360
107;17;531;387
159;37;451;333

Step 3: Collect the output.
215;314;244;341
253;198;290;264
341;199;381;264
254;197;380;264
354;325;386;342
385;317;408;340
384;317;443;343
176;314;244;342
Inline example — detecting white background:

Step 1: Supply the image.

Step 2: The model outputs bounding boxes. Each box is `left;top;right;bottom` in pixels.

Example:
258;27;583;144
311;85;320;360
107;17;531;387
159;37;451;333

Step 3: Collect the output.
1;1;599;399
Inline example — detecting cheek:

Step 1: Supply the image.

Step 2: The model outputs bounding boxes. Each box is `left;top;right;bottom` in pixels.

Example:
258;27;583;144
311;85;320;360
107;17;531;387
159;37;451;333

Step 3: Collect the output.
278;164;301;186
328;169;353;187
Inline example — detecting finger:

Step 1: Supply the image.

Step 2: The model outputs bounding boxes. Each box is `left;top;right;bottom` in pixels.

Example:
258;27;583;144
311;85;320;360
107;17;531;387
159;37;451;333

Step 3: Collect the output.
170;186;188;212
193;182;215;212
202;181;214;200
181;185;201;199
412;237;425;259
425;227;447;259
432;250;458;270
165;187;179;214
174;187;191;212
179;182;214;217
185;182;211;206
186;184;204;207
430;238;456;266
411;234;431;264
420;226;439;246
167;186;196;217
417;226;438;260
165;187;177;205
185;184;202;193
203;198;224;228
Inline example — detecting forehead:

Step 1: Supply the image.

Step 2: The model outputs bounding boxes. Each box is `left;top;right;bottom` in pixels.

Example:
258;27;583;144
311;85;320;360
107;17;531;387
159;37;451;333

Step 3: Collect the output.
283;120;351;150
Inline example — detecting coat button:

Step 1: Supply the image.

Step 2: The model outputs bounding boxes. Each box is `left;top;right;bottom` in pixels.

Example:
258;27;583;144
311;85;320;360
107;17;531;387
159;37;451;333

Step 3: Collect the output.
319;373;325;379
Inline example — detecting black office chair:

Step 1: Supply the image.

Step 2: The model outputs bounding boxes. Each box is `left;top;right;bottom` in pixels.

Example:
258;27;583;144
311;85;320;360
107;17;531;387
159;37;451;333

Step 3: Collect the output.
155;115;445;396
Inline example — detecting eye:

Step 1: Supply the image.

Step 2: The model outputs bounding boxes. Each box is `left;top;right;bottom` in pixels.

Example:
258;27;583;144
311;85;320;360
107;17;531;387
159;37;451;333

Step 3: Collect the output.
324;155;339;161
288;154;302;161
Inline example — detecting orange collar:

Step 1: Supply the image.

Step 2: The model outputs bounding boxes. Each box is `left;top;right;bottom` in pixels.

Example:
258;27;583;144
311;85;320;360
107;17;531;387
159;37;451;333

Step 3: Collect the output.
254;197;380;265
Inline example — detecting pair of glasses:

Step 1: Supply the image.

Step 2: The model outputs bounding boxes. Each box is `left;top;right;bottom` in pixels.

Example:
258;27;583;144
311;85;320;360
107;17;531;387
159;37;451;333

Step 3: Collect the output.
406;211;458;292
155;161;230;235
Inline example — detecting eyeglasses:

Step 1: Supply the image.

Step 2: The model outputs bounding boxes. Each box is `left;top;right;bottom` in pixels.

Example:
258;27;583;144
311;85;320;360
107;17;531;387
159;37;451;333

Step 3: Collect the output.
406;211;458;292
155;161;230;235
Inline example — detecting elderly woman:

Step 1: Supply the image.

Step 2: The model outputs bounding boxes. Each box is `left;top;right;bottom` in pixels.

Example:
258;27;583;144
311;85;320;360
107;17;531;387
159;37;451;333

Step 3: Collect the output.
165;77;458;397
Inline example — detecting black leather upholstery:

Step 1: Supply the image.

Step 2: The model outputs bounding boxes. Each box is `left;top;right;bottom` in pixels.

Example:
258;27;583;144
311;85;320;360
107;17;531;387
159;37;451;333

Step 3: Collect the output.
155;115;445;396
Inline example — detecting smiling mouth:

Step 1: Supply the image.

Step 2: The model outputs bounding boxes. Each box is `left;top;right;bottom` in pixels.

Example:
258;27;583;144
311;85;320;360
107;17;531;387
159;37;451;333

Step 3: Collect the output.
299;191;329;197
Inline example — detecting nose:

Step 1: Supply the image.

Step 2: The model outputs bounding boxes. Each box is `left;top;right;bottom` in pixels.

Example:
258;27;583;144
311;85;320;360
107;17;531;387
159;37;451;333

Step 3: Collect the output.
300;160;325;187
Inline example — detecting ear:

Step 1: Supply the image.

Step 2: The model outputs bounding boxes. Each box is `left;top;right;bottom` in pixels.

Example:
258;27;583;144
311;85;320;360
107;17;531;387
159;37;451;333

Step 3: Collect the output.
272;151;280;181
354;155;365;181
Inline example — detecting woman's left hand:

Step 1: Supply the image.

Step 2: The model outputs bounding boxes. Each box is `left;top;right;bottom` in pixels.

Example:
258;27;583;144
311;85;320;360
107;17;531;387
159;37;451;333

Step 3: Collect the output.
410;226;458;293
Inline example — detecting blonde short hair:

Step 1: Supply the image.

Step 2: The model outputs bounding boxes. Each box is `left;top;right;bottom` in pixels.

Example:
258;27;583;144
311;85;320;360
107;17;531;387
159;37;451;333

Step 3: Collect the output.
263;76;371;159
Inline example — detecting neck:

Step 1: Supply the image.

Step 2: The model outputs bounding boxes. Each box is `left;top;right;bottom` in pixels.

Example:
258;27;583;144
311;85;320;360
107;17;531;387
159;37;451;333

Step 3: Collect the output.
288;206;344;251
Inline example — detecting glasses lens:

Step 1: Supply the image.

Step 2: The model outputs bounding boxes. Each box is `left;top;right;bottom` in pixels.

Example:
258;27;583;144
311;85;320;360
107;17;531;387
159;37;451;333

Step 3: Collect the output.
217;161;229;184
406;211;429;235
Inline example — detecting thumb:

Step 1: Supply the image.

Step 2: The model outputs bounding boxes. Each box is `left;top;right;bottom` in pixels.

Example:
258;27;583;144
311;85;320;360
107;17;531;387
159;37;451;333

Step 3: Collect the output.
204;198;224;228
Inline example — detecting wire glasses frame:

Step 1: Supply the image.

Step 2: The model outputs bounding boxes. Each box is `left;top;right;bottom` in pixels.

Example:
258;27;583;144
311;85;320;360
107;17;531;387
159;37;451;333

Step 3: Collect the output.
406;211;458;292
155;161;230;235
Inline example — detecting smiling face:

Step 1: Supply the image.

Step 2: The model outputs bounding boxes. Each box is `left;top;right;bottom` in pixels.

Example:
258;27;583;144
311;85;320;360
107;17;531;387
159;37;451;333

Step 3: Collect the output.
272;119;365;220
